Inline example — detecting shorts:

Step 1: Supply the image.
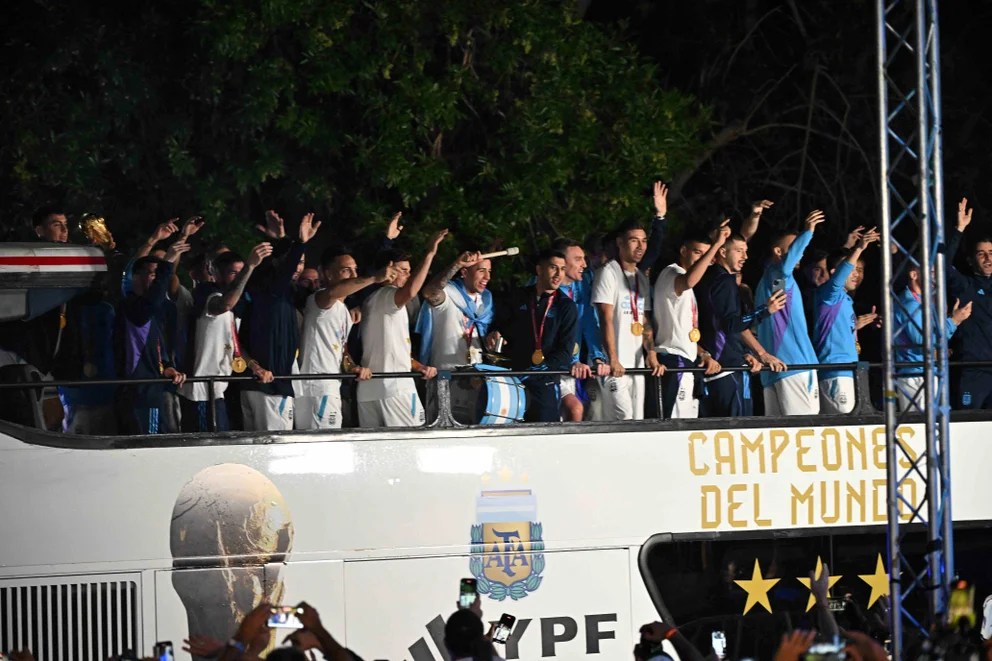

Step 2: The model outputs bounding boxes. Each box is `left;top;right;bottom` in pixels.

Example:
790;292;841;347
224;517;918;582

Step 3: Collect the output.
764;371;820;416
358;392;426;428
598;374;645;421
241;390;294;431
819;375;855;414
295;393;343;430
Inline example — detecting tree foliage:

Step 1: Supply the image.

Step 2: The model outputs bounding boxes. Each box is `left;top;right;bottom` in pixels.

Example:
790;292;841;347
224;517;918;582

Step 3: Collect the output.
2;0;708;271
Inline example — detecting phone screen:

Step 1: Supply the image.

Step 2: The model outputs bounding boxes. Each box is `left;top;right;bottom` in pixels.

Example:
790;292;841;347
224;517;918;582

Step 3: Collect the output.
153;641;174;661
267;605;304;629
492;613;516;644
711;631;726;659
459;578;478;609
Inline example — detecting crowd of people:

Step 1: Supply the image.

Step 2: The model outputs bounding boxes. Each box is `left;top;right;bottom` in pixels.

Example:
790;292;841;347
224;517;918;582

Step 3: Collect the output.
7;572;990;660
1;185;988;435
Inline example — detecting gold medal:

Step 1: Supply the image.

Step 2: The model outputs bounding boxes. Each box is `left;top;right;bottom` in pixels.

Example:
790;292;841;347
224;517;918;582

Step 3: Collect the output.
855;341;862;355
573;342;580;356
689;328;701;342
59;313;67;330
83;362;97;377
531;349;545;365
231;356;248;373
631;322;644;336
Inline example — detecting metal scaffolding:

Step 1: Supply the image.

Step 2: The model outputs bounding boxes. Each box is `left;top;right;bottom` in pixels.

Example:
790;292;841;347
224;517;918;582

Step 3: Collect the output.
876;0;953;656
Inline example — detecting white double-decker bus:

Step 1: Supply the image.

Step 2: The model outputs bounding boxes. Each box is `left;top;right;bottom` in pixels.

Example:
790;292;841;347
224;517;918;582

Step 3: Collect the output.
1;245;991;660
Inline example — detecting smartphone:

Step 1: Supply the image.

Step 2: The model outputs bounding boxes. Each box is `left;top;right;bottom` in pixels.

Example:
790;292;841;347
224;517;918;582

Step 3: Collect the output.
827;597;846;612
459;578;478;610
153;641;174;661
771;277;785;295
804;640;846;661
267;605;304;629
492;613;516;644
711;630;726;659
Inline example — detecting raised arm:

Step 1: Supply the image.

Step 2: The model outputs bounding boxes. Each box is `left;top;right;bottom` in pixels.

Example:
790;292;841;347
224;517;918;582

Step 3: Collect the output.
134;219;179;259
422;251;481;306
674;220;730;296
207;243;272;315
640;181;669;273
782;209;825;273
395;228;449;308
316;262;397;309
741;199;773;243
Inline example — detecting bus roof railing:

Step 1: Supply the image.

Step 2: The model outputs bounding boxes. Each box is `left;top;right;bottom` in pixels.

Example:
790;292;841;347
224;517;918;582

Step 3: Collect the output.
2;360;988;433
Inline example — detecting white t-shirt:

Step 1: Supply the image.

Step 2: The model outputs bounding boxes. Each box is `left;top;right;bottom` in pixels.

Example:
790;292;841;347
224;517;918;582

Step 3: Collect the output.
297;294;353;397
180;293;236;401
591;261;650;367
357;286;416;401
430;282;485;370
652;263;698;361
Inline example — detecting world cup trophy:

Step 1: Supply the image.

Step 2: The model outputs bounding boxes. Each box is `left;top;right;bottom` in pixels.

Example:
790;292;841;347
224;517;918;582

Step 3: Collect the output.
79;213;116;251
170;464;294;660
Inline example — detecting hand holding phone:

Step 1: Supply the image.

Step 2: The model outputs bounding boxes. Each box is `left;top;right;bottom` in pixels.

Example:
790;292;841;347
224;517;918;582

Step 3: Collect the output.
153;641;174;661
492;613;516;644
459;578;478;610
267;605;304;629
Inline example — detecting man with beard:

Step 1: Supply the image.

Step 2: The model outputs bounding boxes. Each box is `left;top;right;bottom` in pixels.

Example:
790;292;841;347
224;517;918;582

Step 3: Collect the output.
496;249;579;422
651;223;729;419
591;220;665;421
940;197;992;409
696;233;786;417
357;228;447;427
814;231;880;414
296;248;395;429
753;210;826;416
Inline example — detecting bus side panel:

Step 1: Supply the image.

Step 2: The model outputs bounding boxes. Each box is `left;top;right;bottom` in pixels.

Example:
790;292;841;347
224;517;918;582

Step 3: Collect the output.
342;549;633;661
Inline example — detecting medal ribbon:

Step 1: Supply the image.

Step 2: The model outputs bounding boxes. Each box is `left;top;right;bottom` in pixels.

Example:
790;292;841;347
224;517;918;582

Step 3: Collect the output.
692;295;698;328
229;316;243;360
620;265;640;324
530;291;557;354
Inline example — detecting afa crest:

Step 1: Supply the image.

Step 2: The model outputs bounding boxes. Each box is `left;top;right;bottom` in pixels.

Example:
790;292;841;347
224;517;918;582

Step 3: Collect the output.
469;489;544;601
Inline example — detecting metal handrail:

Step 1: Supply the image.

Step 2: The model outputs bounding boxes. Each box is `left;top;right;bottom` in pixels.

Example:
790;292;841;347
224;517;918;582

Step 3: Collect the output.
2;360;988;433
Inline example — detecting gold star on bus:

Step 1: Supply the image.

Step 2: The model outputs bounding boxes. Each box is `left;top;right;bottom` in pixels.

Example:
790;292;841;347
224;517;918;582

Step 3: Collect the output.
858;554;890;608
734;559;780;614
797;557;842;612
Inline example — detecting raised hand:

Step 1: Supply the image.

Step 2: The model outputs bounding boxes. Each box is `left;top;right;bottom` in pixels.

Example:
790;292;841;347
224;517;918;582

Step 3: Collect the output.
856;227;880;250
844;225;866;249
165;239;192;263
257;209;286;239
386;211;404;240
951;299;973;325
767;288;787;314
298;212;322;243
181;216;206;239
455;250;483;269
151;219;180;243
375;261;398;284
653;181;669;217
751;199;774;217
710;218;732;246
804;209;826;232
958;197;973;232
428;228;450;253
856;306;878;330
772;630;816;661
247;242;273;268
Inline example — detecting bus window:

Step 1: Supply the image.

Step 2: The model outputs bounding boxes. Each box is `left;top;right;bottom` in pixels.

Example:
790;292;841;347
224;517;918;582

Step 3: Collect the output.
639;524;992;660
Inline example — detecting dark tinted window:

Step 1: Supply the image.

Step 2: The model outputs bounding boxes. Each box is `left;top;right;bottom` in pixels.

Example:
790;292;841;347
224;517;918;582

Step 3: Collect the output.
640;524;992;660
